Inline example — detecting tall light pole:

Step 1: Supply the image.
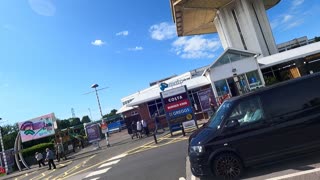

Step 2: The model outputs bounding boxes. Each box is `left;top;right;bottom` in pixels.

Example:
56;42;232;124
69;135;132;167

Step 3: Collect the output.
91;84;110;147
0;118;8;174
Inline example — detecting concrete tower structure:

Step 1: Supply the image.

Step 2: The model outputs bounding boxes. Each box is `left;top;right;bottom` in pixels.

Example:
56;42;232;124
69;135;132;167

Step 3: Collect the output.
170;0;280;56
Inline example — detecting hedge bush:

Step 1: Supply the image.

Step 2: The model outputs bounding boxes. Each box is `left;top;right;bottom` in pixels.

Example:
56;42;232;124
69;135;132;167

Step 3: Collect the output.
22;142;54;157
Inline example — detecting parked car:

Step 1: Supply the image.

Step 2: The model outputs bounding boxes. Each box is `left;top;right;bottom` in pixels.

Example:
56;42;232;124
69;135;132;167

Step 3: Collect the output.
188;72;320;179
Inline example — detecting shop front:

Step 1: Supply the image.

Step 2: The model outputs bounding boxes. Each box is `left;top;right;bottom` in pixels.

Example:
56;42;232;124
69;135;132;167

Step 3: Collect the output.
203;48;265;105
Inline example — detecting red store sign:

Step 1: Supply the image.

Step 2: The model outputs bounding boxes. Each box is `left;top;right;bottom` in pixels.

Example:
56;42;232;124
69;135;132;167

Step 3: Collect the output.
165;99;190;112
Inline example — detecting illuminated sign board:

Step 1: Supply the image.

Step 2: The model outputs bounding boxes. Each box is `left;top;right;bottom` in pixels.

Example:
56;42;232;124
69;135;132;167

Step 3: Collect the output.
160;86;195;133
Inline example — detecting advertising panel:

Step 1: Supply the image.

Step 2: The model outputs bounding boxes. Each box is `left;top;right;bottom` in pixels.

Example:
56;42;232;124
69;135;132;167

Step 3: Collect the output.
18;113;56;143
85;123;101;143
198;88;215;112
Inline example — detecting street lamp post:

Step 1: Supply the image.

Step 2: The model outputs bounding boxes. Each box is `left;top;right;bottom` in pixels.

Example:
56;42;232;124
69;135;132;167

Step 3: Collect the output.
0;118;8;174
91;84;110;147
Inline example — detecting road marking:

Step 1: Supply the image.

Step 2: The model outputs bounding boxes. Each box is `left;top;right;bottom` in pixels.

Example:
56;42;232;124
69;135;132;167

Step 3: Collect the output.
90;178;100;180
142;145;158;148
98;159;120;168
45;176;52;180
30;169;56;180
60;153;127;179
179;177;186;180
52;155;95;180
108;153;127;161
85;167;111;178
266;167;320;180
14;170;38;180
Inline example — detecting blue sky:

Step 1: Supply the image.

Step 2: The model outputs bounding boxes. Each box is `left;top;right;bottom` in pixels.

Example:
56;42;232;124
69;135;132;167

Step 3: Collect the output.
0;0;319;125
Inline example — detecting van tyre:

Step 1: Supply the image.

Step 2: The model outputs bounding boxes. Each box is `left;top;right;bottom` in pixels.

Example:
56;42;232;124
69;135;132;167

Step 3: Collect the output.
213;153;243;179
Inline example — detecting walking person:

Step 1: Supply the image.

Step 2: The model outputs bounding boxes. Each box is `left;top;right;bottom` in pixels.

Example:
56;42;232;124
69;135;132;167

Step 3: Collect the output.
136;119;143;139
56;142;66;162
141;119;149;137
154;113;165;134
131;120;138;139
35;152;45;168
45;148;56;170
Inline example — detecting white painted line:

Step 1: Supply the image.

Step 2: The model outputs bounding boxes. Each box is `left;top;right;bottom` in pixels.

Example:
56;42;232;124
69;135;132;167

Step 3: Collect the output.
85;167;111;178
179;177;186;180
90;178;100;180
98;159;121;168
108;153;127;161
266;167;320;180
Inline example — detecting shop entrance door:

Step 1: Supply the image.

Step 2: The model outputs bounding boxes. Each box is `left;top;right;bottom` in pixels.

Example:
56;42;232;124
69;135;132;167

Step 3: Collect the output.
227;78;239;96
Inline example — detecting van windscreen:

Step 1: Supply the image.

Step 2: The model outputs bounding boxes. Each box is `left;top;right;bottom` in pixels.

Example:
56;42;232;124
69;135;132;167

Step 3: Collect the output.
208;101;232;129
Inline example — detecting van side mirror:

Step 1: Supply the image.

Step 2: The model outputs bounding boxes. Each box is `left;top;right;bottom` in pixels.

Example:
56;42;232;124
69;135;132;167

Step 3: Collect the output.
225;119;240;130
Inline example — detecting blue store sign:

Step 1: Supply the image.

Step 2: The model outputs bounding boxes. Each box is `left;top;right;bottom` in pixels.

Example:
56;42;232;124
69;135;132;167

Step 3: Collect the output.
167;106;193;120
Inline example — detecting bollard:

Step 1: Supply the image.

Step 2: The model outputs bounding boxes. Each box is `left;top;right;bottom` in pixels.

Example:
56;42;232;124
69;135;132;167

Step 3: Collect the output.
182;125;186;136
153;133;158;144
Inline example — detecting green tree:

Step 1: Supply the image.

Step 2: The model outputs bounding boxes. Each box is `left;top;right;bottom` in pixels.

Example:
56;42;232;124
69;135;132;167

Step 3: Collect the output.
81;115;91;124
314;36;320;42
1;123;19;150
69;117;81;127
57;119;70;129
102;109;118;118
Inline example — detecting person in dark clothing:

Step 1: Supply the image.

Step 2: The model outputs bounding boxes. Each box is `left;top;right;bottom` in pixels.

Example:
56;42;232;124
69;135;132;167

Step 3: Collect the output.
131;121;138;139
45;148;56;170
154;113;165;133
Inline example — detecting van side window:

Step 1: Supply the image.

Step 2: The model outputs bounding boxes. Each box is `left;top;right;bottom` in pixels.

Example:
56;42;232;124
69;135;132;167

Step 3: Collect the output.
228;97;264;126
261;76;320;119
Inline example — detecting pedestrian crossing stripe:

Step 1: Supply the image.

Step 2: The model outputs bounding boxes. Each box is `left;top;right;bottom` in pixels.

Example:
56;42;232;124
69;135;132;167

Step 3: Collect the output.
108;153;127;161
98;159;120;168
85;167;111;178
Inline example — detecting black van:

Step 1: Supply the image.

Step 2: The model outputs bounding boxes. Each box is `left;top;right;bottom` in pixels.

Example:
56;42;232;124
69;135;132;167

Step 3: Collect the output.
189;73;320;179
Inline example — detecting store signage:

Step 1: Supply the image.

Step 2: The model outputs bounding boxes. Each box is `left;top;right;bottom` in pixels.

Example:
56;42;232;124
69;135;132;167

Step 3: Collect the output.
167;106;193;119
161;85;196;133
165;99;190;112
163;93;188;104
160;82;168;91
159;74;191;91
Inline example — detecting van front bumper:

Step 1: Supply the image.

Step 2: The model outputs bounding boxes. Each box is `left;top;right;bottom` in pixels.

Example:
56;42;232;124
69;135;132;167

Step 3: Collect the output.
189;155;212;177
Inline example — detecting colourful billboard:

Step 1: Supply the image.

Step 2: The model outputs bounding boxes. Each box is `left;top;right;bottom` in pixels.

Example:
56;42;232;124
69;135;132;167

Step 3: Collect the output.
18;113;56;143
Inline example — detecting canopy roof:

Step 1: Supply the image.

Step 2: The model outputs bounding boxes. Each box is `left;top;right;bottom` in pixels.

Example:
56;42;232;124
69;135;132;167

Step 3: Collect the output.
170;0;281;36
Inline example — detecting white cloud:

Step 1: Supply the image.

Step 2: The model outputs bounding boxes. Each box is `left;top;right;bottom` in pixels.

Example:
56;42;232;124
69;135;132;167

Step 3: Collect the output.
292;0;304;8
172;36;220;59
149;22;176;40
28;0;56;16
270;0;308;31
128;46;143;51
282;14;293;23
91;40;105;46
116;31;129;36
285;20;304;30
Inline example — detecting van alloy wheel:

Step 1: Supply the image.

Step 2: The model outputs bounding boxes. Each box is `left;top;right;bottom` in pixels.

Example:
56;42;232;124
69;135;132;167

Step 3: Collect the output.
213;153;242;179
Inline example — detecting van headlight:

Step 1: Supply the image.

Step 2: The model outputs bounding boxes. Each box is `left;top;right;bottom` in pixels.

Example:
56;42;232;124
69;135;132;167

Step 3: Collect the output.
190;146;205;154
